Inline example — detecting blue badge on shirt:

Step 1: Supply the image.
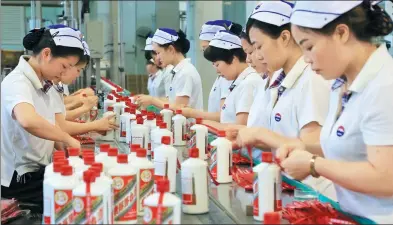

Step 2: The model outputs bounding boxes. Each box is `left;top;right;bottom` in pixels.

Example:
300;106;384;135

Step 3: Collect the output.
275;113;281;122
337;126;345;137
170;87;173;91
213;87;217;91
222;104;226;110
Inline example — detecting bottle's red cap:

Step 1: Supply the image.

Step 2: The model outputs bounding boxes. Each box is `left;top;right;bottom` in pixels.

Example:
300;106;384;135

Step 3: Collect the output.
196;118;203;124
141;110;147;116
189;148;199;158
111;90;116;95
53;161;66;173
156;115;163;121
116;99;121;103
116;87;123;92
108;148;118;157
156;179;170;193
262;152;273;163
175;109;182;115
164;104;169;109
156;120;163;127
53;151;65;157
159;123;167;129
137;148;147;157
161;136;171;145
91;163;103;173
107;95;114;100
68;147;80;156
147;114;154;120
83;170;95;183
82;149;94;155
137;117;144;125
117;154;128;164
107;106;114;111
83;155;95;165
130;144;141;153
125;107;130;113
263;212;280;224
218;131;226;137
61;165;73;176
130;108;136;114
100;144;110;153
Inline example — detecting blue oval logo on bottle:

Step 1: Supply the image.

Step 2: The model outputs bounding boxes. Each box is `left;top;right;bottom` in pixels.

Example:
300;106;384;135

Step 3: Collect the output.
275;113;281;122
337;126;345;137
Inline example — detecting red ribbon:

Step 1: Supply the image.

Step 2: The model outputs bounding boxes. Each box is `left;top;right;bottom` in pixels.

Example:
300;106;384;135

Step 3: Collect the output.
156;192;165;224
86;181;92;224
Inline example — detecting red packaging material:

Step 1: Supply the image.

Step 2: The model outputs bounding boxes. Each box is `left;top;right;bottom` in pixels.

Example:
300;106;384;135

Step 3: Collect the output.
1;199;29;224
282;200;358;225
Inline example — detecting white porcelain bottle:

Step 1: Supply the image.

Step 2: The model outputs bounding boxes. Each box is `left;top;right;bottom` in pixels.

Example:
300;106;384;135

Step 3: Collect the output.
252;152;281;222
172;109;186;146
126;108;137;144
210;131;232;184
95;143;111;162
153;136;178;193
188;118;208;160
91;163;113;224
151;123;173;159
143;113;156;156
104;94;116;113
130;117;149;151
132;148;155;216
143;179;181;224
181;148;209;214
119;107;133;143
160;104;173;131
101;106;116;141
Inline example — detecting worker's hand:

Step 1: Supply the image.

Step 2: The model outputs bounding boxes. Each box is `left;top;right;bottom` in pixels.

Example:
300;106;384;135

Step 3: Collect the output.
81;95;98;110
236;127;261;148
281;149;313;181
72;88;95;97
64;135;81;149
180;107;194;118
136;95;153;107
94;114;119;131
276;140;306;163
225;125;240;142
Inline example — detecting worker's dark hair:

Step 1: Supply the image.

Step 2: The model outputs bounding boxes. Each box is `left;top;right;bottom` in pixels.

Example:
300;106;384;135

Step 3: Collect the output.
239;31;251;44
77;54;90;66
246;18;291;39
204;46;247;64
146;60;155;66
159;29;190;55
23;28;84;59
228;22;243;36
295;2;393;43
145;50;152;61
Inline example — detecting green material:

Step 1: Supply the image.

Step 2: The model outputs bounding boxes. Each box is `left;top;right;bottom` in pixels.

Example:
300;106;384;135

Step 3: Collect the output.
146;105;161;114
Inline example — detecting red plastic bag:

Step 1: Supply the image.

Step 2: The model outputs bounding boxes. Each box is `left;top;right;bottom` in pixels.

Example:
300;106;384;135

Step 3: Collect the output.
1;199;29;224
231;165;253;191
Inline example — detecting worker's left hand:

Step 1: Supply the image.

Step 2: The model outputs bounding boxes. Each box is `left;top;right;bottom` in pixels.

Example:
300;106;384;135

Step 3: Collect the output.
281;149;313;181
135;95;153;107
236;127;261;147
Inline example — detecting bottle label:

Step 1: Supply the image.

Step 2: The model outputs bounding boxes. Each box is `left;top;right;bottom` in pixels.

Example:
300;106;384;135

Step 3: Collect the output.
131;135;145;148
139;169;154;214
90;109;98;121
112;175;137;222
154;159;168;181
181;174;197;205
275;172;282;211
73;195;104;224
143;205;174;224
253;173;259;217
187;130;197;149
120;120;126;137
54;189;74;224
209;146;218;180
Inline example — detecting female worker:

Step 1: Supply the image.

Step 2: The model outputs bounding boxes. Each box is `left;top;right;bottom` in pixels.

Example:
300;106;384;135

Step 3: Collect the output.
276;1;393;222
144;36;166;97
49;40;118;135
137;28;204;110
233;1;333;193
201;30;263;129
181;19;243;120
1;26;83;207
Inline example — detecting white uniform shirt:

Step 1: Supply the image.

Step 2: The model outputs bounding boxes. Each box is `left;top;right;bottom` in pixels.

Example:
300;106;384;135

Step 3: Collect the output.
320;45;393;223
151;70;166;98
147;75;155;96
208;76;232;113
48;87;66;115
267;56;330;138
168;58;204;110
1;56;55;187
163;65;174;98
220;67;263;124
63;84;70;96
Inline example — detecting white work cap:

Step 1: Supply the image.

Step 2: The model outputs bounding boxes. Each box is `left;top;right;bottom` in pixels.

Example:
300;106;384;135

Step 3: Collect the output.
290;1;367;29
145;37;153;50
199;20;232;41
49;27;84;50
152;28;179;45
249;1;294;27
209;30;242;50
